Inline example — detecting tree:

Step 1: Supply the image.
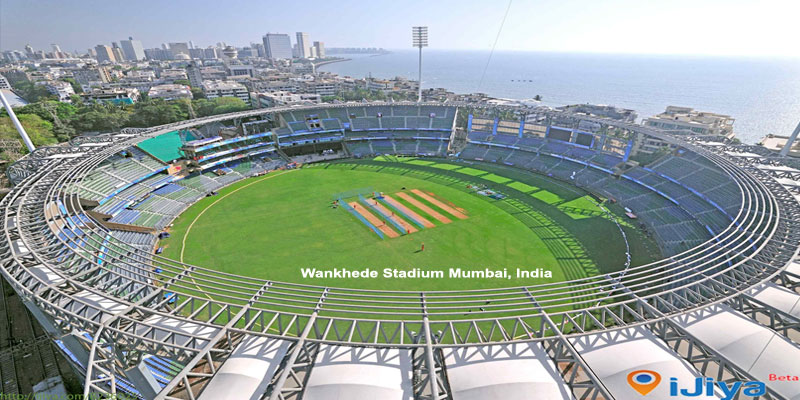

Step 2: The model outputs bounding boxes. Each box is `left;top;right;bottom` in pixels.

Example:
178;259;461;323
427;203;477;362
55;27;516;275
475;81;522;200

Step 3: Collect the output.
208;97;249;115
127;100;188;127
60;77;83;93
15;101;78;124
191;87;205;100
190;97;249;117
191;99;216;117
0;114;58;154
173;79;191;86
12;81;55;103
69;104;129;133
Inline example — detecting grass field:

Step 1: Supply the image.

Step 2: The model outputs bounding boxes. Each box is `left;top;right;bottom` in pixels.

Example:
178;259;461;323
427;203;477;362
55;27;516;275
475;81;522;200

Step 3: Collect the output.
160;157;660;291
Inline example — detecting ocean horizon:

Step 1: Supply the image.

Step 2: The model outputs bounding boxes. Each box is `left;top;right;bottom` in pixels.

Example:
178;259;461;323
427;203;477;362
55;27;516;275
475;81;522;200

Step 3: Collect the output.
320;49;800;144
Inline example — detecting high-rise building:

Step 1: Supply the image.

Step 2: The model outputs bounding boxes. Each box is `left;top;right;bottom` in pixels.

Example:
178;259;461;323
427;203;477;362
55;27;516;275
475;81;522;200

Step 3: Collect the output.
120;37;146;61
2;50;25;62
262;33;293;60
202;80;250;103
189;48;205;59
313;41;325;59
187;62;203;87
295;32;311;58
252;43;265;58
169;42;190;58
238;47;254;58
144;48;170;61
111;43;125;63
94;45;116;63
72;67;109;85
203;47;218;59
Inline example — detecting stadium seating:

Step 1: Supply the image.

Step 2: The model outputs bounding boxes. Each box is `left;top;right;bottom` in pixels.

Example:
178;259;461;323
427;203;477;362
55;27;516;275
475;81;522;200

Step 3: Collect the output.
287;121;309;132
10;104;790;400
79;105;742;263
351;117;381;131
73;147;167;203
458;138;726;255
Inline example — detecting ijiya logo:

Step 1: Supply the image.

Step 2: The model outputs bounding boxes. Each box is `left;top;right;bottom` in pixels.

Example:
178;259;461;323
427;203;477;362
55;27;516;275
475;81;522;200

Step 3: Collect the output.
626;370;768;399
627;370;661;395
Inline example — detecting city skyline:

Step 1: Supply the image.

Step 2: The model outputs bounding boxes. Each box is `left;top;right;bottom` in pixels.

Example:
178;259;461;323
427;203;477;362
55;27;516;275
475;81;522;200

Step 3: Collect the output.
2;0;799;58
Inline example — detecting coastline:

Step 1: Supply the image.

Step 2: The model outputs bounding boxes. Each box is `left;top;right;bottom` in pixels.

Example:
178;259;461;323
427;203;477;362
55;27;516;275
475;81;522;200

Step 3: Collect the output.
313;57;352;68
309;50;800;144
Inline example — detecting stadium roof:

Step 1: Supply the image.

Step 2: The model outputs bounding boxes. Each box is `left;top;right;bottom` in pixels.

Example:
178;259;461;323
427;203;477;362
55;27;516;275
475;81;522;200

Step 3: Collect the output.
1;102;799;399
303;345;414;400
199;336;290;400
136;130;196;162
570;327;715;399
442;343;573;400
672;305;800;399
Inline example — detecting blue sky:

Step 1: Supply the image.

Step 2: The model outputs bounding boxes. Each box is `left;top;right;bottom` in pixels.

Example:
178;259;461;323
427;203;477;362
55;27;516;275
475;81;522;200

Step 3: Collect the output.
2;0;798;57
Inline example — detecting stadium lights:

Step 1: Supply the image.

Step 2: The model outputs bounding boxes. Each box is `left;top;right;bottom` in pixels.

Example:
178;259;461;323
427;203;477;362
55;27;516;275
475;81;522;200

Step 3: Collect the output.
412;26;428;102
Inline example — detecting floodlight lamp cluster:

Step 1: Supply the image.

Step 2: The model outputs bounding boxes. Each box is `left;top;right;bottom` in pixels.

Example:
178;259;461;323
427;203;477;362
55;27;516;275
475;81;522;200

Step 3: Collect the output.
412;26;428;48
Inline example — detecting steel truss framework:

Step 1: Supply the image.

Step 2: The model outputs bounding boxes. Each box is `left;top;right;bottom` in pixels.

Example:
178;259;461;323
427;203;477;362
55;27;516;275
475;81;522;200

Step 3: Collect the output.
0;102;798;400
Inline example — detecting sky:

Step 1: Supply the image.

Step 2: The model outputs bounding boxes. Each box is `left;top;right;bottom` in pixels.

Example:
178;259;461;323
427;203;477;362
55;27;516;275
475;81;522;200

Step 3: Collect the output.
2;0;799;57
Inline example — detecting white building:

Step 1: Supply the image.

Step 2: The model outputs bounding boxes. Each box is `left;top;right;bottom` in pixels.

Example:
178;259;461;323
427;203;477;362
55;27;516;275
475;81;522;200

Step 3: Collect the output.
203;47;218;59
313;41;325;59
366;79;393;92
160;69;188;82
71;67;110;88
169;42;190;59
148;84;192;100
645;106;735;138
759;134;800;158
202;80;250;103
225;63;255;78
263;33;293;60
639;106;736;155
257;91;320;107
39;80;75;102
94;45;116;63
120;37;145;61
80;88;140;104
303;80;338;96
295;32;311;58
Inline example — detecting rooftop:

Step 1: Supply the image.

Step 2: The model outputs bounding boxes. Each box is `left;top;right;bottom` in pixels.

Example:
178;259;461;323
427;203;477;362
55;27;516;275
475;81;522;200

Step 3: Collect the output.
148;84;192;98
202;80;246;91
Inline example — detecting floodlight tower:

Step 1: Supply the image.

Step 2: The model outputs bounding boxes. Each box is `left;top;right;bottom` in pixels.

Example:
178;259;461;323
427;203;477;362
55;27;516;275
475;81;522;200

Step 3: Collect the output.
0;90;35;153
779;120;800;157
412;26;428;103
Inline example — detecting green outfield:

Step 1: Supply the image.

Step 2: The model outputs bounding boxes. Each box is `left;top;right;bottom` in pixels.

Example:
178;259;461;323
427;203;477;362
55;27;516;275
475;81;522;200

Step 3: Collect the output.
159;157;660;291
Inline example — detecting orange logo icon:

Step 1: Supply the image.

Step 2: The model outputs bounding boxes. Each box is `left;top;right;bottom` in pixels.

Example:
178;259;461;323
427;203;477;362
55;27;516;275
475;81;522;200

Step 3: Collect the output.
627;370;661;395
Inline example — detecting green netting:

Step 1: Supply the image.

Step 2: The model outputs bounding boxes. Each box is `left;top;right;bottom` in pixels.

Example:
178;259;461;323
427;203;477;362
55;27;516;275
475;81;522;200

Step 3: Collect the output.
136;130;196;163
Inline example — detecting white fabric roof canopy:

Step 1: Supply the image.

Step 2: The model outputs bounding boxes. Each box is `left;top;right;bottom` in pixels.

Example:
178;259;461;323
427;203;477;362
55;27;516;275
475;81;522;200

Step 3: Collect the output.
303;345;414;400
199;335;290;400
442;343;573;400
